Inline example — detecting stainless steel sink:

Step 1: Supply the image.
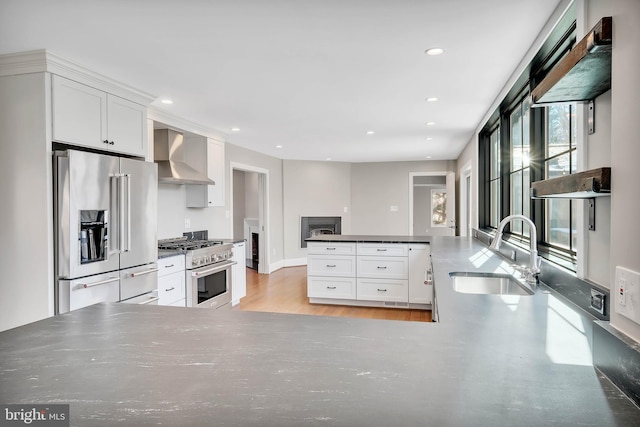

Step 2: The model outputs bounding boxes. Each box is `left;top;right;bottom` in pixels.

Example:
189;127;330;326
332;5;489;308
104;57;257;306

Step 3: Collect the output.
449;272;533;296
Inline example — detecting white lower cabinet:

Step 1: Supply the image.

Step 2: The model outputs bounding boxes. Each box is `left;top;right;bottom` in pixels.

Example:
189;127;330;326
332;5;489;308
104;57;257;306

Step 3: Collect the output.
308;276;356;299
307;241;430;309
232;241;247;305
409;244;433;305
357;278;408;302
157;254;186;307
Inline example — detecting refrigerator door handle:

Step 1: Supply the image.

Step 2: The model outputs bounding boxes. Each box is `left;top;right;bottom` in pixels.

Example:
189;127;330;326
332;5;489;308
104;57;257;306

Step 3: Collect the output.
124;173;132;252
109;174;120;257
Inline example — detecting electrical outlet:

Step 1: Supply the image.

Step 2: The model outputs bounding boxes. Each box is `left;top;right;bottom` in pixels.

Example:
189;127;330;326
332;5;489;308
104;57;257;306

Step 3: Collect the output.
590;288;605;315
615;266;640;325
184;218;191;229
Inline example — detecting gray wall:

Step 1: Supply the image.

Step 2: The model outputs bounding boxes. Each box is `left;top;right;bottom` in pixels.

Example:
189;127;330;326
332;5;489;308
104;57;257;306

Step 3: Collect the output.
282;160;352;263
350;161;456;235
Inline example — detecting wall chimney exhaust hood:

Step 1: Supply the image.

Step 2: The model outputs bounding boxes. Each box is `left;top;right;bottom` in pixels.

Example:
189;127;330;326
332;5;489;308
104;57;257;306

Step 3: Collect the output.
154;129;215;185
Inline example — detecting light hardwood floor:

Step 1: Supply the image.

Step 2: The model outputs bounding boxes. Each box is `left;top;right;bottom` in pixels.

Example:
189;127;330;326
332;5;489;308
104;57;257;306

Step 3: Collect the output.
234;266;432;322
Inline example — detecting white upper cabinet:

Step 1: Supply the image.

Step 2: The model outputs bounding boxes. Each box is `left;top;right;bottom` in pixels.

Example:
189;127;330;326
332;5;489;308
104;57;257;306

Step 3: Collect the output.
186;137;225;207
52;75;147;157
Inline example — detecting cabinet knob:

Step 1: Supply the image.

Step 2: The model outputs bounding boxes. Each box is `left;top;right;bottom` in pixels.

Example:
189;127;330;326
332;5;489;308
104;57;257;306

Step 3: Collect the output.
109;141;115;145
103;139;109;144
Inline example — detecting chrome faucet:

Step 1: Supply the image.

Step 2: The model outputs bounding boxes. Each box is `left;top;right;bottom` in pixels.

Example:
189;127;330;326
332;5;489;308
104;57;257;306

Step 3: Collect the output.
490;214;541;284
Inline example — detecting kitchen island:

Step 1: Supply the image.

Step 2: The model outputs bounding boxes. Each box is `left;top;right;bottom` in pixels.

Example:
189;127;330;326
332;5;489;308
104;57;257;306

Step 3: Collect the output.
1;236;639;426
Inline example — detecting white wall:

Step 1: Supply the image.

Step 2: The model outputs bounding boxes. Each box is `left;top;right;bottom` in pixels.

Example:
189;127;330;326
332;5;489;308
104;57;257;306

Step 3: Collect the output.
0;72;53;331
282;160;352;264
592;0;640;342
351;161;456;235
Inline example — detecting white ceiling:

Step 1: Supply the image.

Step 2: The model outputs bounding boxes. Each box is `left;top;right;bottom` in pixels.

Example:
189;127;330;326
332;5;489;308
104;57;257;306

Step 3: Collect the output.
0;0;564;162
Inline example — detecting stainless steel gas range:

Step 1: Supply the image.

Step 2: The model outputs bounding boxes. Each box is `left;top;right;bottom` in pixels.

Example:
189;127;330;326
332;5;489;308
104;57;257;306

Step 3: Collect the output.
158;236;235;309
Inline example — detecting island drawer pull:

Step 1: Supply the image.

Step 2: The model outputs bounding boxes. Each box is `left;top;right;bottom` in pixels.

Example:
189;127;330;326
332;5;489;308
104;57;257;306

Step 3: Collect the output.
165;287;175;292
326;247;336;250
377;288;387;292
326;264;337;268
376;248;387;252
377;266;387;269
164;264;175;268
327;286;337;290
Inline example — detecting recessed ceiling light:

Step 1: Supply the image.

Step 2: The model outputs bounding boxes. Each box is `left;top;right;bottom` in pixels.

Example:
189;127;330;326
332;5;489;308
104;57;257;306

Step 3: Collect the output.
326;157;332;161
276;145;283;148
231;127;240;132
426;156;432;159
425;48;445;56
425;137;433;141
426;122;436;126
425;97;439;102
366;131;375;135
160;98;173;105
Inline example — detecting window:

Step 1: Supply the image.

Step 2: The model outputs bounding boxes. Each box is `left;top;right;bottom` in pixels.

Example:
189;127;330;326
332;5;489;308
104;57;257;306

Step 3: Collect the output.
509;97;531;237
478;4;577;270
544;104;577;255
488;127;500;228
431;189;447;227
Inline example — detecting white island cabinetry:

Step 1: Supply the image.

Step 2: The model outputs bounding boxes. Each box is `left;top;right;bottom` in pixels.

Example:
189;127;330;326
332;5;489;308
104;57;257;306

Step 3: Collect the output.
307;242;356;300
307;239;431;310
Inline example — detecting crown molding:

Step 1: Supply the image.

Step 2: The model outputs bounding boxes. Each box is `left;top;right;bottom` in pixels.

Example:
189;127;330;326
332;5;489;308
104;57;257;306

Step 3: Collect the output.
0;49;156;106
148;106;227;141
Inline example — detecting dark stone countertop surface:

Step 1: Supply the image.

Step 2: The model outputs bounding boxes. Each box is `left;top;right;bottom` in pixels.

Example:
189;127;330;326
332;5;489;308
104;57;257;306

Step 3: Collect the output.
1;236;639;426
305;234;431;243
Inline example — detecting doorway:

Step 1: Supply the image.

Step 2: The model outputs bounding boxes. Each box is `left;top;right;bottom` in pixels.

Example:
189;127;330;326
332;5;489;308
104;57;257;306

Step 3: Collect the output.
231;163;270;274
459;161;472;237
409;172;456;236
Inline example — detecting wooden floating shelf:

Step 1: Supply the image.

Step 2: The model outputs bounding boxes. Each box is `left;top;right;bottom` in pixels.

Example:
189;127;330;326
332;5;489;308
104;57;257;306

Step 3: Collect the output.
531;17;612;105
531;167;611;199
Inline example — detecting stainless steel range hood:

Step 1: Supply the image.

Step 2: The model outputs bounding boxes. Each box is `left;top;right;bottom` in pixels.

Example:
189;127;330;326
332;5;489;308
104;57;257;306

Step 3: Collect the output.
154;129;215;185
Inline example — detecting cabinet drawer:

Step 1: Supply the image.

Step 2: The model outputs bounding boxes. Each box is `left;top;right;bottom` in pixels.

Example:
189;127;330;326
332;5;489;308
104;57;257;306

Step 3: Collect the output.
357;256;408;279
307;277;356;300
357;278;408;302
307;255;356;277
158;271;186;305
307;242;356;256
158;255;185;277
357;243;408;257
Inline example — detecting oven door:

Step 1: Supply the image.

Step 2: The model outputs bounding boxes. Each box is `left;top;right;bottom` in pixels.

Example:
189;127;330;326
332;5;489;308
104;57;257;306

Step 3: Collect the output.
187;260;235;308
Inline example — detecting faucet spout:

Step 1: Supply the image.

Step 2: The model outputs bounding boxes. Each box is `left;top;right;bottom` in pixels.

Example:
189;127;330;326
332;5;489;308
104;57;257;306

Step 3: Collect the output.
490;214;540;282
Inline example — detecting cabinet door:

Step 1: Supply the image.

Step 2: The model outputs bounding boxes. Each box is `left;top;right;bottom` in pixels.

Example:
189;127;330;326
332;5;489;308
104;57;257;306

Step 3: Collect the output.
106;94;147;157
308;255;356;277
158;271;186;306
357;278;408;302
308;276;356;299
232;242;247;304
186;138;225;207
409;244;432;304
357;256;408;280
52;75;107;150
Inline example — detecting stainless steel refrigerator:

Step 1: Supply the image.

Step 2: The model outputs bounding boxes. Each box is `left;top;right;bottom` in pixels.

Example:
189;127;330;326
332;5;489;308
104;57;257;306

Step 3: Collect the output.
54;149;159;313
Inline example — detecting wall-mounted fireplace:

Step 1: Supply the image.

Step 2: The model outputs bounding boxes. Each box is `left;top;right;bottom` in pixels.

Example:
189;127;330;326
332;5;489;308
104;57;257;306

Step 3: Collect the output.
300;216;342;248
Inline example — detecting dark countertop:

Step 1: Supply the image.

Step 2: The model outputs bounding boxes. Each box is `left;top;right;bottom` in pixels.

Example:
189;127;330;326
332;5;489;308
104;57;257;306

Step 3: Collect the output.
1;236;639;426
306;234;431;243
158;249;184;259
